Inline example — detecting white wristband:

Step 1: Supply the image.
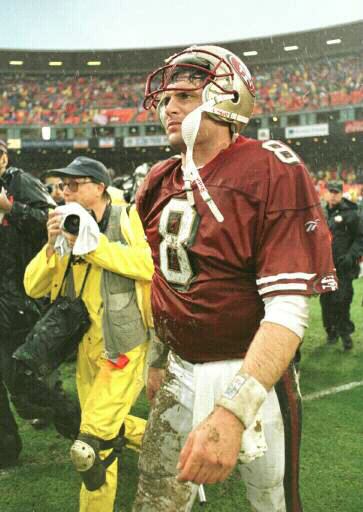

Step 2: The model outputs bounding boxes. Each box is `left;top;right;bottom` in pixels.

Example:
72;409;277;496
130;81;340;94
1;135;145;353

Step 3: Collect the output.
216;372;268;429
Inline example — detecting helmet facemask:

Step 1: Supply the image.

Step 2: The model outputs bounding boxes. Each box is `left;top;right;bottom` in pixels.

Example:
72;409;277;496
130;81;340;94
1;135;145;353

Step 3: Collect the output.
144;51;233;110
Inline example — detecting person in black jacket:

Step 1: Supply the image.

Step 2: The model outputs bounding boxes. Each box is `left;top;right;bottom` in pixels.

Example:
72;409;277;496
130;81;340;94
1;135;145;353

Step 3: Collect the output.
0;140;81;468
320;180;363;350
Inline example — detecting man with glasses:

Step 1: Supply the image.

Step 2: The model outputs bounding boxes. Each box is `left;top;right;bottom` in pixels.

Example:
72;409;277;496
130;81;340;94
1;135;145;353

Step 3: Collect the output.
0;140;80;468
24;156;154;512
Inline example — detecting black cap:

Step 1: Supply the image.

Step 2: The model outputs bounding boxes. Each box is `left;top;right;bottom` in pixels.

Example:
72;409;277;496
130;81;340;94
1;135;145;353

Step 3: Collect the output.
0;139;8;153
327;180;343;193
47;157;111;186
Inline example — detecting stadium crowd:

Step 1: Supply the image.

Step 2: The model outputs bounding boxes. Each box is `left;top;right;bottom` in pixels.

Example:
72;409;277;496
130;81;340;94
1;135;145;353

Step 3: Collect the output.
254;54;362;114
0;54;361;125
0;73;145;125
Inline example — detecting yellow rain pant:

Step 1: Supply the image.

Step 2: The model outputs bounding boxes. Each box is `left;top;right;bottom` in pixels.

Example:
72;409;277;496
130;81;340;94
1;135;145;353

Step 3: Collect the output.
77;338;148;512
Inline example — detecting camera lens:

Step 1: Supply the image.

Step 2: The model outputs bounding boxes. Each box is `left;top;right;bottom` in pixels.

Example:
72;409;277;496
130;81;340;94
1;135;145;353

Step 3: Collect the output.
63;214;80;235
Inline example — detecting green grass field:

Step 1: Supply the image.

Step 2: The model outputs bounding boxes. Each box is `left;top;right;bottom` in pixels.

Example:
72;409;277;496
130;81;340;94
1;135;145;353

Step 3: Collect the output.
1;281;362;512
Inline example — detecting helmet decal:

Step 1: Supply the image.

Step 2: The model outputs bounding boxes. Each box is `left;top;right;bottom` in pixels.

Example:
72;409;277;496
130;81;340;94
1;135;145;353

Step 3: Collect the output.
226;54;256;96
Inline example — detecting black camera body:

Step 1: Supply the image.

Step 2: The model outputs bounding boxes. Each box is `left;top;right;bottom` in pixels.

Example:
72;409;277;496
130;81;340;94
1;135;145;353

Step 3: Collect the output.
63;214;80;235
63;210;97;236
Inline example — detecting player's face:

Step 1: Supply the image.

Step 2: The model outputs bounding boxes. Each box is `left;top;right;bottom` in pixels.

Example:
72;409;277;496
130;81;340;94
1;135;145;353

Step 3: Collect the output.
161;78;221;153
161;80;203;148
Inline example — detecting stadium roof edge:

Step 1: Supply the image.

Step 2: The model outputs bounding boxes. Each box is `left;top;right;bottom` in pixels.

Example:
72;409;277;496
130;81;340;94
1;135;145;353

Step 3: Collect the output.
214;20;363;47
0;20;362;53
1;20;361;72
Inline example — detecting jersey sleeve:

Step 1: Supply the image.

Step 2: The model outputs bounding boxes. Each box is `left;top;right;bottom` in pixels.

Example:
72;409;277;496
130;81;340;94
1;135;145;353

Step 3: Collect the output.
256;143;337;298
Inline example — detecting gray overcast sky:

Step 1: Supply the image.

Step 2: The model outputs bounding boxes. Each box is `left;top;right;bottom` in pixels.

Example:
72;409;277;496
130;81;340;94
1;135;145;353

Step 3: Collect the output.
3;0;363;50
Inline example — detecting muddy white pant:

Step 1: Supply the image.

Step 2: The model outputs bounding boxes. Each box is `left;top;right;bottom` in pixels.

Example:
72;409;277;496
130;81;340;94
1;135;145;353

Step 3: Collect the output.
133;353;303;512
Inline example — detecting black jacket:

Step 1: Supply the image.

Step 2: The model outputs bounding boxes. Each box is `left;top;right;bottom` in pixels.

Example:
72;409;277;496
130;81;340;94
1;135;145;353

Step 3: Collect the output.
0;167;55;298
324;197;363;275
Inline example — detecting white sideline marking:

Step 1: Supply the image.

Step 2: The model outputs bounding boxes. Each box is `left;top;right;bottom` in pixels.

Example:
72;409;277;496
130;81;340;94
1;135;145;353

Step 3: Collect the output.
302;381;363;401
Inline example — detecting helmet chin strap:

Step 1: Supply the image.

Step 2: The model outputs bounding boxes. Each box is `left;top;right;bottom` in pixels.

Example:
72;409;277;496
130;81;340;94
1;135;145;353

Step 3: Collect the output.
181;93;235;223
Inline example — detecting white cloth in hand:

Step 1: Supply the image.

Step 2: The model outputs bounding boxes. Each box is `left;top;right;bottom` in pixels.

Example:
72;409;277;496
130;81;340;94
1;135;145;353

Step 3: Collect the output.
54;202;100;257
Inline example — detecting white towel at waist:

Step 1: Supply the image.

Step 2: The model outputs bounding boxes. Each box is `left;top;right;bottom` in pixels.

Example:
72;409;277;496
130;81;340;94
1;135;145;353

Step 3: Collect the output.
169;353;267;464
54;202;100;257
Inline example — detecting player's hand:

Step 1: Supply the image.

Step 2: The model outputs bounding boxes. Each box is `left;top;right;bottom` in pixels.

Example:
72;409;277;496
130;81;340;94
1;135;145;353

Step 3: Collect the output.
177;406;244;484
146;367;165;404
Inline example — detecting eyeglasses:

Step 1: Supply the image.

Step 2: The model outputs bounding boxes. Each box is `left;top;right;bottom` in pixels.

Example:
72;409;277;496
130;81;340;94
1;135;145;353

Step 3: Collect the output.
46;183;65;194
62;179;94;192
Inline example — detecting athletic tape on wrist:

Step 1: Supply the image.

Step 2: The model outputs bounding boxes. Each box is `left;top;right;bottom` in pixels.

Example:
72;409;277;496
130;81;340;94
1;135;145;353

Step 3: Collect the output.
216;372;268;429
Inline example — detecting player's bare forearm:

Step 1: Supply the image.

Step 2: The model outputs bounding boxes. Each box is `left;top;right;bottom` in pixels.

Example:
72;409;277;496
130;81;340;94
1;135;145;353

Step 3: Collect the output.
243;321;301;391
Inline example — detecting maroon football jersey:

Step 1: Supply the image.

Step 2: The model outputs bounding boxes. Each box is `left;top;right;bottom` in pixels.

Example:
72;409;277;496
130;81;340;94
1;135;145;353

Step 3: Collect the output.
137;136;336;362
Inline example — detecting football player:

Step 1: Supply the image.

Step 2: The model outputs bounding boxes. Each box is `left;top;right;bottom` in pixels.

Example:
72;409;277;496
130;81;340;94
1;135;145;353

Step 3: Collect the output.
133;46;337;512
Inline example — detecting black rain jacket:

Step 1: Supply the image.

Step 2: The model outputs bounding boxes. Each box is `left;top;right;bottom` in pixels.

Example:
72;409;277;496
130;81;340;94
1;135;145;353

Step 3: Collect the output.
324;197;363;276
0;167;55;299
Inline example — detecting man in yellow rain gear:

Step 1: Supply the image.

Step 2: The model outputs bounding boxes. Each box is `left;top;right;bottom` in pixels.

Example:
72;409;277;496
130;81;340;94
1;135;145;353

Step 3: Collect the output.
24;157;154;512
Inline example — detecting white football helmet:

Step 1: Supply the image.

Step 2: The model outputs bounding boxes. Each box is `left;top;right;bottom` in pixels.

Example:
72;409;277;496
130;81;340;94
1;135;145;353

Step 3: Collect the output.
144;44;255;132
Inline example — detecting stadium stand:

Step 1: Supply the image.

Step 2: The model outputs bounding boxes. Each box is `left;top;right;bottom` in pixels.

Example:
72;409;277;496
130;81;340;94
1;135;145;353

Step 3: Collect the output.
0;54;361;124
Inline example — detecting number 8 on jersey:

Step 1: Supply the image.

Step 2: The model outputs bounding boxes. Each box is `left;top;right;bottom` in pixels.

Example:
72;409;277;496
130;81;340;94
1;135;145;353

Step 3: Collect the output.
159;198;200;289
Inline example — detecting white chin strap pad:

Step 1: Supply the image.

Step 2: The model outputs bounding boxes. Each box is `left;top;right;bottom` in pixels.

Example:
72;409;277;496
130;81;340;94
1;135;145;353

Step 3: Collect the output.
181;94;233;222
181;93;239;223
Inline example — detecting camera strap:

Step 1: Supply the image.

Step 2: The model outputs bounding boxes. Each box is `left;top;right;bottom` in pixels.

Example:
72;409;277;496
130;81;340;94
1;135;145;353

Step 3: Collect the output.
58;257;91;301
